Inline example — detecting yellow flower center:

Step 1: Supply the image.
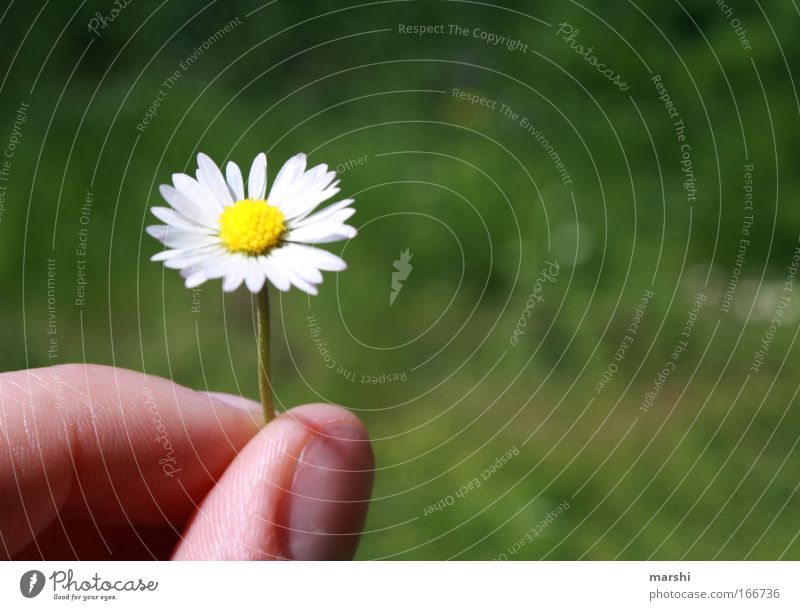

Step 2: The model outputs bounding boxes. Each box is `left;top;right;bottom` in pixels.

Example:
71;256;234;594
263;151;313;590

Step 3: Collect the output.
219;199;285;255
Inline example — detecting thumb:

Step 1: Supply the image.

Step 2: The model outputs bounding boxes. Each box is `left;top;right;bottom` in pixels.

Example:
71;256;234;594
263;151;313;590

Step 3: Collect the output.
172;402;374;560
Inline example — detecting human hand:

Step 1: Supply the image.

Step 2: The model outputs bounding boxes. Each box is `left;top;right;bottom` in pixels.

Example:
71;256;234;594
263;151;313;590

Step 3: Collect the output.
0;364;374;560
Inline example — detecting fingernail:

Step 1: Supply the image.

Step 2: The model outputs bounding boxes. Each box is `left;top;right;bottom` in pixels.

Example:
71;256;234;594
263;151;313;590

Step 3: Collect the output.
204;392;262;414
279;424;374;560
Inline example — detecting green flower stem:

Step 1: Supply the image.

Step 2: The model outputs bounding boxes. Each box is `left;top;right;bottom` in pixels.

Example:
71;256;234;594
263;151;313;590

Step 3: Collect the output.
257;287;274;424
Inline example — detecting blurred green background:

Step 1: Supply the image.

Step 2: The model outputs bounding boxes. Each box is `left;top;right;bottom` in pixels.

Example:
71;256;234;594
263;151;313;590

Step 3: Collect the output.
1;0;799;559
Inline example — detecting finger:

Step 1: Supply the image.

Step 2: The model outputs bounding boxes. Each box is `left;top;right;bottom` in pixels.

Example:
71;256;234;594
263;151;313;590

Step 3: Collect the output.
0;364;262;558
172;403;374;560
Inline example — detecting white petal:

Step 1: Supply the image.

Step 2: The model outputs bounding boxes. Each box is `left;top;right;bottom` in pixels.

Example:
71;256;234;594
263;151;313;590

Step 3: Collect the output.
286;222;357;244
283;243;347;271
226;161;245;201
268;153;306;205
247;153;267;200
222;257;247;292
322;208;356;224
153;244;226;269
197;153;233;206
181;252;236;279
162;245;227;269
259;255;291;291
304;230;356;244
222;275;243;292
146;225;218;249
293;164;330;191
151;250;178;262
291;278;318;295
151;244;222;263
270;247;323;283
244;258;266;293
159;184;218;227
149;229;220;251
282;185;341;221
280;170;338;219
284;269;319;295
289;200;355;229
173;173;224;214
150;207;216;233
183;271;207;288
291;229;356;244
271;255;319;295
277;165;333;211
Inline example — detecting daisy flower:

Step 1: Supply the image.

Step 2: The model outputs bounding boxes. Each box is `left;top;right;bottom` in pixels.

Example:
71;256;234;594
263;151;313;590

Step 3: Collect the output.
146;152;358;424
147;152;356;295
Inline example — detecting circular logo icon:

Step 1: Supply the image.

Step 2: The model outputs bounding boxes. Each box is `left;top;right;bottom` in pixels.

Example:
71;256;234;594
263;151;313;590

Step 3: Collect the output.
20;570;45;598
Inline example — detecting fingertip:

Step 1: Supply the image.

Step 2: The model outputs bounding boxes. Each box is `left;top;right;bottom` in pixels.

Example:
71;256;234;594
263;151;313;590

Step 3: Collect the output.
276;403;374;561
172;402;374;560
278;402;368;436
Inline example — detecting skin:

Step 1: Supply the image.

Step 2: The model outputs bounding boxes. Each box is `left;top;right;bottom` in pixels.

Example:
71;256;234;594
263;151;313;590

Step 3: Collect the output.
0;364;374;560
